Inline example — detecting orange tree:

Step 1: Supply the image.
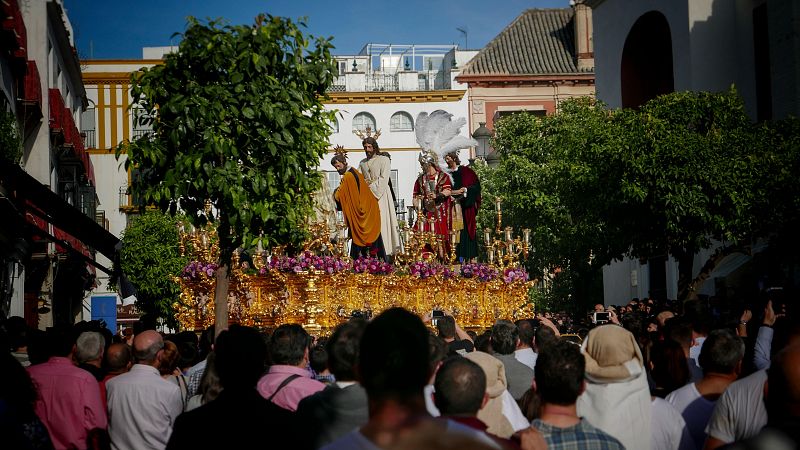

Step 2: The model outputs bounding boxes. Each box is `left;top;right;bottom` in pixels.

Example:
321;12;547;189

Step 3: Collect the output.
120;15;336;331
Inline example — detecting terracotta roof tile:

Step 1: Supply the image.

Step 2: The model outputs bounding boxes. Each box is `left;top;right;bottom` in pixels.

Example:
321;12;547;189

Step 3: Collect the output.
462;8;591;76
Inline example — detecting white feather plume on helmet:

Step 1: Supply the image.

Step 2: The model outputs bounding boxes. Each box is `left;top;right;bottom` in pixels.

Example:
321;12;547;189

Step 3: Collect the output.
415;110;478;177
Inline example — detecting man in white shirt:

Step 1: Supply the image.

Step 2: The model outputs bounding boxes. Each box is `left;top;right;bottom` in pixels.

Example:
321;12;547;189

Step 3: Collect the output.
107;330;183;450
666;329;744;450
514;319;537;370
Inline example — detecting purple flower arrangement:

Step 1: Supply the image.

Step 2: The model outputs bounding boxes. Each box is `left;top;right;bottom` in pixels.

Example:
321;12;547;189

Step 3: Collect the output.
461;263;499;282
182;261;219;280
352;257;394;275
409;260;437;279
503;266;529;284
268;252;352;274
254;253;527;284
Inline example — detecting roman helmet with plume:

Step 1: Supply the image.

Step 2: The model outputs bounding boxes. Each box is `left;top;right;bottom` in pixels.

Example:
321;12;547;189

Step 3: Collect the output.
415;110;478;178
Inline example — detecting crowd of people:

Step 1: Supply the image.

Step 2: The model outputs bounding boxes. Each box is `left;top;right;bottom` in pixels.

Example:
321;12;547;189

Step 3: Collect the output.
1;291;799;449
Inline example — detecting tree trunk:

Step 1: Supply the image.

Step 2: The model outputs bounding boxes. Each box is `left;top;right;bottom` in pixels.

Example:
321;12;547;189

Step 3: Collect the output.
677;245;745;302
676;251;696;302
213;262;229;339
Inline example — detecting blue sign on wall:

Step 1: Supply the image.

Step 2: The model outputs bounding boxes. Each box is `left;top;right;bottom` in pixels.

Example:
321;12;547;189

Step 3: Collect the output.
91;295;117;332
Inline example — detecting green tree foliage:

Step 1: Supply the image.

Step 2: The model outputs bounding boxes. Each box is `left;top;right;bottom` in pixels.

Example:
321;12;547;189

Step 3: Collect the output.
119;212;188;329
487;88;800;305
120;15;336;330
0;110;22;163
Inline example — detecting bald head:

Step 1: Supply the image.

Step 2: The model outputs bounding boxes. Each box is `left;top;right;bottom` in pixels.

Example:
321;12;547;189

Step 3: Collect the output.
106;343;133;373
133;330;164;365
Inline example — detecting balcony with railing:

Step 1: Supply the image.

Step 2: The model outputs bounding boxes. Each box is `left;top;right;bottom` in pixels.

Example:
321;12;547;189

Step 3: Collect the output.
326;44;465;93
81;130;96;149
132;129;153;140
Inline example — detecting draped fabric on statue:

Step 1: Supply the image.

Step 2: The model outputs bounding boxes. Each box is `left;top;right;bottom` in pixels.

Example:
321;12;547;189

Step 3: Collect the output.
413;170;452;240
452;165;481;261
359;155;401;255
334;168;381;247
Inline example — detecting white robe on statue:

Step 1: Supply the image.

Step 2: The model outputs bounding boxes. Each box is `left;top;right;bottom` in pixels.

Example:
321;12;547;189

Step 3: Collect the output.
359;154;400;255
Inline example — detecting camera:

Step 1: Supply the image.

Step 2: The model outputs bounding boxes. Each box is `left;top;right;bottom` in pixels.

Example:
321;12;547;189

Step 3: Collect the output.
431;310;445;326
592;311;610;324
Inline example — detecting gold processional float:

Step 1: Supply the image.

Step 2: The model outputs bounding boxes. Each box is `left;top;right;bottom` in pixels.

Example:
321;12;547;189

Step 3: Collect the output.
173;195;536;334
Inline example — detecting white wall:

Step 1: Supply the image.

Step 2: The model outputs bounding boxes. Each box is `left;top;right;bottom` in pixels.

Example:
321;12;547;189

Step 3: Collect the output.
321;95;470;216
592;0;692;108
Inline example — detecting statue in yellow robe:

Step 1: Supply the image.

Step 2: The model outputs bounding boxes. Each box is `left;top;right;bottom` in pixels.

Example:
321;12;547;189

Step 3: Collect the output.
331;154;385;260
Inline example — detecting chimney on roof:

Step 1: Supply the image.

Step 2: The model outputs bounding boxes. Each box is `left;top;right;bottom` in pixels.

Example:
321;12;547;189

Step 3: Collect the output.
572;0;594;71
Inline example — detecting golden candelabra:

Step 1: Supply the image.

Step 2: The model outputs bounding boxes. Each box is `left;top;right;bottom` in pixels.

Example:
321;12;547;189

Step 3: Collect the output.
394;204;446;265
483;197;531;270
172;209;535;334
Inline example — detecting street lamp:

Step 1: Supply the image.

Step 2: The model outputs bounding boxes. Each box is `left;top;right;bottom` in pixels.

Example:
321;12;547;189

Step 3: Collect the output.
471;122;492;160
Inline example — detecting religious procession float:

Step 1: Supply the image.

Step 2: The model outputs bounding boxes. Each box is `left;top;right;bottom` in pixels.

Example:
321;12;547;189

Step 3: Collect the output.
172;112;536;333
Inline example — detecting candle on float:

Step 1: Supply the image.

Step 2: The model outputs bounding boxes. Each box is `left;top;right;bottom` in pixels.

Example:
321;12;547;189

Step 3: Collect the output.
484;229;492;247
523;229;531;246
495;197;502;213
504;226;513;242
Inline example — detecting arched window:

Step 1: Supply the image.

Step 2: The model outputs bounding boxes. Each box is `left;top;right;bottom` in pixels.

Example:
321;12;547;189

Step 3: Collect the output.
352;112;376;132
621;11;674;108
328;117;339;134
390;111;414;131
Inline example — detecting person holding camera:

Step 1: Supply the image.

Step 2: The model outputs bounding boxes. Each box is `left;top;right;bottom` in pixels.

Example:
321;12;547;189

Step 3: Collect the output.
428;312;474;356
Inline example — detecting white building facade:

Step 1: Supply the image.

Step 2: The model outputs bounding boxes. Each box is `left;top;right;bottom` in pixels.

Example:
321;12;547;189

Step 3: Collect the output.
586;0;795;304
1;0;117;328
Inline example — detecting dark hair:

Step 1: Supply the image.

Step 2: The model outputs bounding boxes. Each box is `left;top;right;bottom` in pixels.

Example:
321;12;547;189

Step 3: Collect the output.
490;321;518;355
429;334;448;372
0;352;38;420
683;299;711;335
475;331;492;353
326;320;365;381
46;325;76;357
215;325;268;389
269;324;310;366
359;308;430;400
198;351;223;404
176;341;199;369
445;151;460;165
698;329;745;375
331;154;347;166
199;325;215;357
158;340;180;376
309;344;328;374
3;316;29;351
535;340;585;405
516;319;534;347
649;339;690;397
765;344;800;420
665;317;693;348
362;136;380;151
534;325;557;352
434;356;486;415
436;316;456;339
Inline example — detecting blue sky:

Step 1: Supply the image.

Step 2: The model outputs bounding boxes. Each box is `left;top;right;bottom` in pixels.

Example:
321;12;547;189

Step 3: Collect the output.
64;0;570;59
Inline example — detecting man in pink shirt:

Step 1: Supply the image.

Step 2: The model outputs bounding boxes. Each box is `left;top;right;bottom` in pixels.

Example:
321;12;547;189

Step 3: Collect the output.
257;324;325;411
27;326;107;449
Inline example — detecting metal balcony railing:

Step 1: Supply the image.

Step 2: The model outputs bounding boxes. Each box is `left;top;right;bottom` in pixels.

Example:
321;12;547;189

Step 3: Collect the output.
82;129;96;149
366;74;398;92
